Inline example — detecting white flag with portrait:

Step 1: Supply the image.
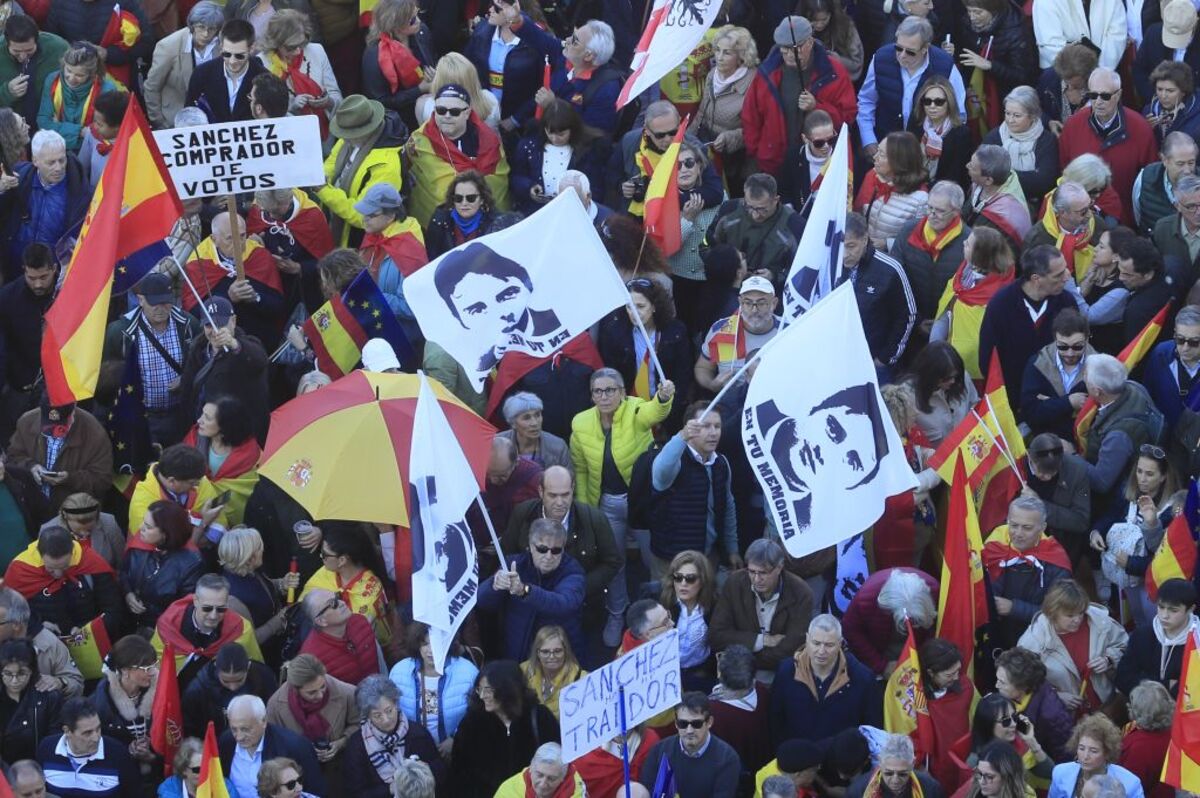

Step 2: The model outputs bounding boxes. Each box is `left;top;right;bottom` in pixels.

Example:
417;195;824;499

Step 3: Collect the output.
409;373;480;673
742;283;917;559
617;0;724;108
782;124;850;320
406;191;628;390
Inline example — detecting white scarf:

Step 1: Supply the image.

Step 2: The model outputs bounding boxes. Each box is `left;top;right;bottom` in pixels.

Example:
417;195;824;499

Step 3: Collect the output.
998;119;1044;172
1153;613;1199;680
711;65;747;96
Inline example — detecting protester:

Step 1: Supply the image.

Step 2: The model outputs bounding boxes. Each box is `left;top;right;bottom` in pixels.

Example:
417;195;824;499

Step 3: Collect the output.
962;691;1055;785
297;588;383;687
185;19;267;123
157;738;236;798
497;395;572;471
0;638;63;762
855;132;930;251
120;500;204;630
1117;681;1174;798
257;10;340;136
153;574;263;689
694;25;757;190
536;20;622;134
341;674;443;798
423;170;502;260
218;695;326;798
841;567;937;677
0;587;83;697
386;622;477;756
519;624;584;720
298;522;391;642
359;0;434;129
38;697;140;798
265;655;359;770
1048;714;1145;798
891;181;969;323
180;642;278;738
845;733;943;798
1114;577;1198;696
658;550;717;690
982;86;1060;204
143;2;223;129
35;43;121;153
1;134;88;283
910;76;969;186
0;16;68;129
639;691;740;798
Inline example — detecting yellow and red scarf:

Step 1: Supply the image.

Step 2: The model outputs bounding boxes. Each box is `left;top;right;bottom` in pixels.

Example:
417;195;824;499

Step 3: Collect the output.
632;329;659;399
1041;199;1095;281
50;74;102;125
264;49;330;139
863;768;925;798
906;215;963;260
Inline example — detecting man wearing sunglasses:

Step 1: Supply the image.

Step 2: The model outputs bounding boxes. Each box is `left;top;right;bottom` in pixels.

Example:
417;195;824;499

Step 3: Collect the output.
184;19;267;123
297;588;383;686
778;109;836;209
614;99;721;216
1142;304;1200;432
479;518;585;661
1079;353;1163;494
1058;67;1158;227
533;20;622;135
638;692;740;798
151;573;263;691
1020;433;1092;568
1021;309;1094;442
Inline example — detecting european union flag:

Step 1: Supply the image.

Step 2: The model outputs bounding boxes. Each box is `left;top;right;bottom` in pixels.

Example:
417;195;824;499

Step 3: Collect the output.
341;270;417;371
113;240;174;295
106;350;153;475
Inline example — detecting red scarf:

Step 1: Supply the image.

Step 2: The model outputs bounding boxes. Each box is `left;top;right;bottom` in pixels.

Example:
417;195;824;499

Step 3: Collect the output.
377;33;423;93
907;215;964;260
422;113;502;176
855;169;893;211
280;53;330;139
1061;229;1090;278
245;202;335;263
522;764;580;798
360;229;427;278
287;684;332;741
90;123;114;156
182;426;261;480
982;536;1072;581
950;260;1014;306
154;596;249;659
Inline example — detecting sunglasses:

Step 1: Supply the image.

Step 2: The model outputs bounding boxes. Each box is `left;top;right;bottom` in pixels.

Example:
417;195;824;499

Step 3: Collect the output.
315;597;341;619
1141;443;1168;460
679;157;698;168
672;572;699;584
188;766;202;775
453;193;480;203
221;51;247;60
533;544;564;555
1084;91;1117;101
1055;342;1085;352
921;96;947;107
897;45;924;57
434;106;468;117
809;136;836;148
1176;336;1200;348
996;714;1015;727
675;718;706;730
649;127;678;139
281;779;302;791
198;605;228;614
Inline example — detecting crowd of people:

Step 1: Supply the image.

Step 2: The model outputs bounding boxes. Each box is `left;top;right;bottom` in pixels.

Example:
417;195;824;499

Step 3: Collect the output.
1;0;1200;797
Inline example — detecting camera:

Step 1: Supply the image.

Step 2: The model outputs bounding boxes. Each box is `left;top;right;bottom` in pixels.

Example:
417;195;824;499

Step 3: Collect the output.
629;175;649;203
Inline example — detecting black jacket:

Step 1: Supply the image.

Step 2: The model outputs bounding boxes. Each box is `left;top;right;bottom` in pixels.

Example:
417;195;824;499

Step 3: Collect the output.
597;314;694;433
1134;25;1200;101
119;548;204;627
982;125;1060;203
341;721;446;798
1115;622;1192;697
464;13;561;125
185;58;268;123
44;0;152;72
843;247;918;367
181;659;278;738
424;206;499;261
360;24;436;130
27;567;124;641
448;703;560;798
1123;274;1176;348
906;119;971;188
0;684;61;762
90;676;151;747
176;329;270;442
955;9;1036;101
0;277;53;390
218;724;327;797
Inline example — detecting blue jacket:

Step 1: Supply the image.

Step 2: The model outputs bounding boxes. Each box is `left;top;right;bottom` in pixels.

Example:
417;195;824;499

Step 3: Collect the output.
768;650;882;746
388;655;478;743
1049;763;1144;798
39;733;142;798
1143;340;1199;431
509;133;611;215
478;552;586;661
551;64;623;134
464;13;562;125
867;44;953;143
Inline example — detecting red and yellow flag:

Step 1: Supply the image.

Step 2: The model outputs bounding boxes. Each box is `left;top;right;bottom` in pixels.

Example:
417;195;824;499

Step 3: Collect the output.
883;619;935;759
40;97;181;406
1162;628;1200;792
643;122;687;258
937;455;988;671
1075;300;1172;448
149;643;182;773
928;353;1024;487
1147;511;1198;601
196;722;231;798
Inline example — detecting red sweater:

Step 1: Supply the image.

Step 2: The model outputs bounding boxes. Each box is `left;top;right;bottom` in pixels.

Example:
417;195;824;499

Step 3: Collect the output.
841;567;938;674
1058;107;1158;228
708;683;772;773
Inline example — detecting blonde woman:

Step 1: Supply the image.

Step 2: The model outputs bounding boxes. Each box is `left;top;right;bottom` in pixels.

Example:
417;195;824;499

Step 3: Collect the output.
218;527;297;643
361;0;435;128
520;625;584;719
258;10;341;137
416;52;500;131
694;25;757;188
36;43;122;152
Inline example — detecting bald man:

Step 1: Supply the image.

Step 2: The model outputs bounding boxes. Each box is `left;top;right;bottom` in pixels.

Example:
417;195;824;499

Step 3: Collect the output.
481;436;543;538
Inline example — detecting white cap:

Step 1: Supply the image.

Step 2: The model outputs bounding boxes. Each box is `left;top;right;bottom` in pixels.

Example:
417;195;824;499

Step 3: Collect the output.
739;275;776;296
361;338;400;372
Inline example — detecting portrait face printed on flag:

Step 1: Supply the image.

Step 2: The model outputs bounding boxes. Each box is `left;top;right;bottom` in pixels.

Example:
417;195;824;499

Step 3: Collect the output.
410;477;478;630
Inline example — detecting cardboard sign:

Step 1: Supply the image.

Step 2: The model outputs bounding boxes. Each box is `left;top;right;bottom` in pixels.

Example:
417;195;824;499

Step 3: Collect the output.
559;629;681;762
153;115;325;199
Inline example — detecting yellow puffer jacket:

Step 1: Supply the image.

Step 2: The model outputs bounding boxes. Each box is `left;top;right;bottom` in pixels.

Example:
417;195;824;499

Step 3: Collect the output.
570;396;672;505
493;769;587;797
317;139;404;247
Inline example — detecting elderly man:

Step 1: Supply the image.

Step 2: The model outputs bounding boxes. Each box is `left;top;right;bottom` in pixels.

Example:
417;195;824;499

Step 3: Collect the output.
298;588;383;686
101;273;202;448
8;761;54;798
840;212;917;374
318;95;405;246
1025;182;1106;284
6;400;112;511
614;100;722;216
649;402;741;575
0;587;83;696
1144;304;1200;432
353;183;426;322
695;275;782;395
983;496;1073;648
963;144;1033;248
0;243;57;443
218;695;326;798
1059;68;1158;226
481;436;543;538
741;15;858;176
890;181;969;321
1081;354;1162;493
143;2;223;129
556;170;614;227
857;16;967;157
1115;236;1176;348
979;245;1075;408
1152;173;1200;281
0;17;68;128
770;614;881;744
37;698;139;798
846;735;943;798
778;110;838;209
709;538;814;681
1021;434;1093;566
536;20;623;134
0;130;88;282
495;743;587;797
183;211;285;350
479;518;585;660
1021;309;1094;441
639;692;741;798
184;19;267;123
406;85;511;226
706;175;804;290
1132;131;1198;234
152;574;262;689
246;187;334;315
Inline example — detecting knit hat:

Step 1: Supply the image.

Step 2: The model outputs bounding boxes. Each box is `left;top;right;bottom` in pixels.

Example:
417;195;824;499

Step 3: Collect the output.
777;739;825;773
1163;0;1197;50
285;653;326;687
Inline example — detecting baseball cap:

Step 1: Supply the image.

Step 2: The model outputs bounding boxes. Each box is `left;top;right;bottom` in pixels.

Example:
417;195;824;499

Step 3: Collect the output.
774;15;813;46
202;296;234;327
354;183;404;217
739;275;776;296
1163;0;1197;49
134;273;174;306
361;338;401;372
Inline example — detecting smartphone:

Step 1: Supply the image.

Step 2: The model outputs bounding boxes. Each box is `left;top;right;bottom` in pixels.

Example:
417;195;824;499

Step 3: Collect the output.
1015;716;1031;735
214;489;233;506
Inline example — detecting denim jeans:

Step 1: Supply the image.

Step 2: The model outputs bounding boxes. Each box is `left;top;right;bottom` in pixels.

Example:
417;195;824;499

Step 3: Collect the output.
600;492;629;618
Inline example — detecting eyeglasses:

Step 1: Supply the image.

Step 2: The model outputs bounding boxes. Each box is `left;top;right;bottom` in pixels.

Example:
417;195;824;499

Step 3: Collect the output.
974;771;998;784
675;718;706;730
648;127;679;139
434;106;468;117
1182;202;1200;214
672;572;700;584
1084;90;1117;101
1177;336;1200;348
221;51;248;60
591;386;621;397
319;549;339;560
744;202;774;217
1140;443;1168;460
0;669;31;681
128;663;157;673
1055;342;1085;352
453;193;480;203
896;45;925;57
198;605;228;614
921;96;947;107
280;779;302;791
740;298;773;310
679;157;698;168
533;544;564;555
809;136;836;148
538;648;565;657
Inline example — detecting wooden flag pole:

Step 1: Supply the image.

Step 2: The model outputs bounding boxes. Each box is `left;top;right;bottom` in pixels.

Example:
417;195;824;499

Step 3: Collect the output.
224;194;245;280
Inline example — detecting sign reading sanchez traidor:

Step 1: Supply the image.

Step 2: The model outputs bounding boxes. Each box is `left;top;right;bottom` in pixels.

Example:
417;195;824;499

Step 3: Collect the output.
153;115;324;199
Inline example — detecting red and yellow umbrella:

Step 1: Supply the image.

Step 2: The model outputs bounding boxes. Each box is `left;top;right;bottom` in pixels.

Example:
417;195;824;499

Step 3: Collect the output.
259;370;495;525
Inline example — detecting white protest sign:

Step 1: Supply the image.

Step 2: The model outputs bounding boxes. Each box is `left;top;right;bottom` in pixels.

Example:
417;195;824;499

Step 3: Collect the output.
559;629;681;762
153;115;325;199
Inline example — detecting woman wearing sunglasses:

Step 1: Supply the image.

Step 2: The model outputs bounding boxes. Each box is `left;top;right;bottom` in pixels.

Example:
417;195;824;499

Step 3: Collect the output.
955;740;1034;798
257;757;319;798
424;169;500;260
120;500;204;633
520;624;585;720
92;635;161;774
658;551;717;692
955;693;1053;788
361;0;435;129
158;737;236;798
666;143;726;337
299;522;394;644
908;76;970;187
510;98;608;216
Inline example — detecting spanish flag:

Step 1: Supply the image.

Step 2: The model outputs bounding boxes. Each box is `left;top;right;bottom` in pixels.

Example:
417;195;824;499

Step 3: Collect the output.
937;455;987;671
642;122;687;258
99;4;142;88
1075;300;1172;448
40;97;181;406
1146;479;1199;601
196;723;231;798
1162;627;1200;792
883;619;935;760
301;269;415;378
928;354;1024;487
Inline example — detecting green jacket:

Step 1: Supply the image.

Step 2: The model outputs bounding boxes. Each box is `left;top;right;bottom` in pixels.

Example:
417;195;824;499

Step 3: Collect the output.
0;32;68;126
570;395;672;506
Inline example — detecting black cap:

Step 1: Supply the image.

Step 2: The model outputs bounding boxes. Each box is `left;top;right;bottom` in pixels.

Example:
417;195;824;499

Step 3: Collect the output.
778;739;824;773
202;296;234;327
135;273;174;306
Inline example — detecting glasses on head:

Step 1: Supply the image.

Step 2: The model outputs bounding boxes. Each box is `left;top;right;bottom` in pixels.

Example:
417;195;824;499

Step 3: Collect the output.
434;106;468;118
1140;443;1168;460
896;45;924;58
921;96;947;107
809;136;836;149
280;779;302;791
740;298;773;310
648;127;679;139
679;157;698;168
1084;90;1117;102
1176;335;1200;348
1055;342;1085;352
453;192;480;204
221;51;248;60
533;544;564;555
0;669;31;681
591;386;621;397
672;572;700;584
675;718;706;730
198;605;228;614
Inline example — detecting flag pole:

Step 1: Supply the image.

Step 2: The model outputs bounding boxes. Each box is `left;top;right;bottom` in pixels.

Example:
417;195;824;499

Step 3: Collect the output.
981;393;1028;488
173;242;229;353
619;685;632;798
224;194;246;280
628;300;668;386
968;407;1026;488
474;494;508;566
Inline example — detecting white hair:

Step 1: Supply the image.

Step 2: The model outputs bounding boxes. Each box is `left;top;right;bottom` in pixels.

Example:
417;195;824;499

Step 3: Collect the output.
1051;181;1090;215
174;107;210;127
530;742;567;772
1085;353;1128;396
226;694;267;720
879;733;916;766
582;20;615;65
30;130;65;159
1089;66;1121;90
929;180;964;209
558;169;591;197
808;613;842;637
877;570;936;631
